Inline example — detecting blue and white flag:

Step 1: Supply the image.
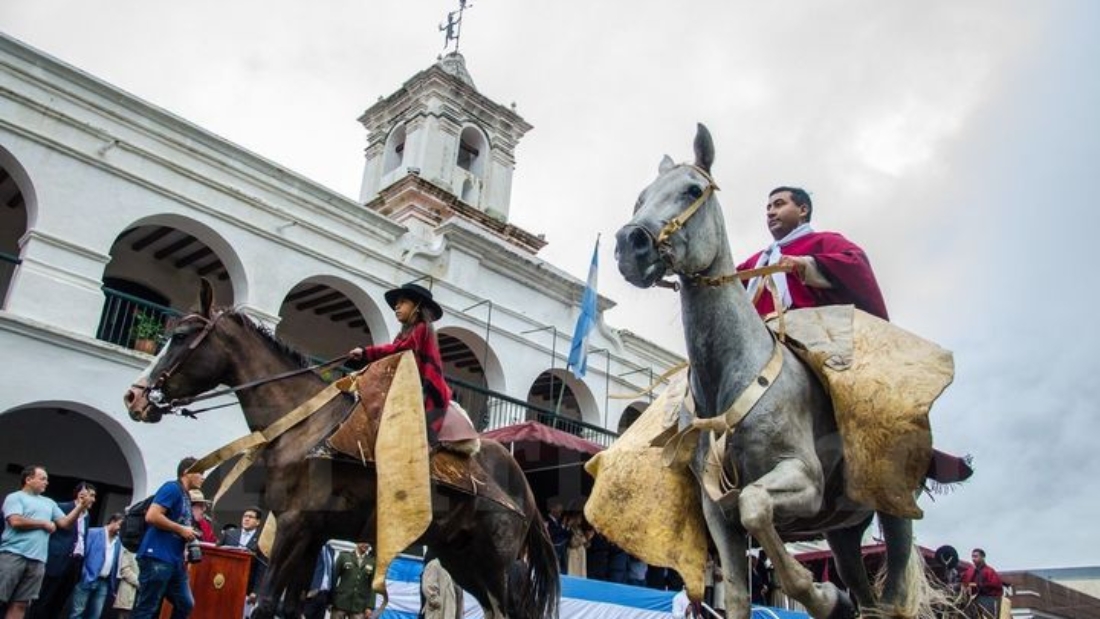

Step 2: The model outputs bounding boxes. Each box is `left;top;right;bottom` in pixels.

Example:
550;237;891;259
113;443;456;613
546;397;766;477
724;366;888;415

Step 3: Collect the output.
567;236;600;380
378;554;807;619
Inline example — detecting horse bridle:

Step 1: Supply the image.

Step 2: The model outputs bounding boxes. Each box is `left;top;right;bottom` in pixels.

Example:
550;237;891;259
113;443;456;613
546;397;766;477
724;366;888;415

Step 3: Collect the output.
627;164;795;293
623;164;719;289
136;309;350;418
138;311;224;414
654;164;720;247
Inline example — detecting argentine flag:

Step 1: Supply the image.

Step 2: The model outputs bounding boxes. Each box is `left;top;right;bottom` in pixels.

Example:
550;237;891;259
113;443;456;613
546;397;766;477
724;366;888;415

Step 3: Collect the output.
567;237;600;380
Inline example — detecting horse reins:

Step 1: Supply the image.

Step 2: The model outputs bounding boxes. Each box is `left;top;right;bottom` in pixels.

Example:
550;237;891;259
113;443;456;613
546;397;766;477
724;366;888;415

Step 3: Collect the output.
633;164;794;292
139;310;350;418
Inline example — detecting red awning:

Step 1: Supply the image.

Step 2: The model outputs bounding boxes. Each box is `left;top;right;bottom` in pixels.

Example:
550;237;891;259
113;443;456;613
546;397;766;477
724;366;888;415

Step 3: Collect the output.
481;420;604;471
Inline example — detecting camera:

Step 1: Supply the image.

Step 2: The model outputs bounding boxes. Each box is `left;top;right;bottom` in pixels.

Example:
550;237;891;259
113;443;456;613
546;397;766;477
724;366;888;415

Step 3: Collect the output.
186;540;203;564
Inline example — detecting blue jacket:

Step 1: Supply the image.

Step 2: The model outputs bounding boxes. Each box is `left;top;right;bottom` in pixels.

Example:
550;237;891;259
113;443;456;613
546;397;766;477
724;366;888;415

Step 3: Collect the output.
80;527;120;585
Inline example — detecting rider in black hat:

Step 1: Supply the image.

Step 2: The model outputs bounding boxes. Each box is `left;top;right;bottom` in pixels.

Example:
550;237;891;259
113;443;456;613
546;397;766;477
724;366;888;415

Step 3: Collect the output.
348;283;450;445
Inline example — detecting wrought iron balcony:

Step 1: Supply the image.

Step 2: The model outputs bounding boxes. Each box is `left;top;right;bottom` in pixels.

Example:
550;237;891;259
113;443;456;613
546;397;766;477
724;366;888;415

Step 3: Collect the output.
449;376;617;448
97;287;181;353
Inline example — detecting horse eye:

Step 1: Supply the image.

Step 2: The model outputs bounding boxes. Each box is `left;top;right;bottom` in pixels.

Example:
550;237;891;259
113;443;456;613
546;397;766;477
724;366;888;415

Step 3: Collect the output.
685;185;703;199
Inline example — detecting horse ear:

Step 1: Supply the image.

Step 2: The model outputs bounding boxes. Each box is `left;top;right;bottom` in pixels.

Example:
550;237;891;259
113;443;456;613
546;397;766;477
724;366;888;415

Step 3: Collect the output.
659;155;675;174
199;278;214;318
693;123;715;173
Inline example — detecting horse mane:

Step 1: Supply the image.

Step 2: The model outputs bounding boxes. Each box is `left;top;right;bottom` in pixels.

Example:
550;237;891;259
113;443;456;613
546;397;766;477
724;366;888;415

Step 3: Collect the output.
221;309;316;369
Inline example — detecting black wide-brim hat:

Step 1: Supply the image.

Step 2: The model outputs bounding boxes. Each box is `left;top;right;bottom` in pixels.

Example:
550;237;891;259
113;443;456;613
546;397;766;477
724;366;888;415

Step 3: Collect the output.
384;282;443;322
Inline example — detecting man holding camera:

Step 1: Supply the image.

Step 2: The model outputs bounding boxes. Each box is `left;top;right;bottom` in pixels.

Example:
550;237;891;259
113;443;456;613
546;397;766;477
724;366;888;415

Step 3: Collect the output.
130;457;204;619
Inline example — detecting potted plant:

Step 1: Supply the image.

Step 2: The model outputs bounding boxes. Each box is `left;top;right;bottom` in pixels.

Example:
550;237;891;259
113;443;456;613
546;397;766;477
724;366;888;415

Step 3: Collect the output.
132;310;164;354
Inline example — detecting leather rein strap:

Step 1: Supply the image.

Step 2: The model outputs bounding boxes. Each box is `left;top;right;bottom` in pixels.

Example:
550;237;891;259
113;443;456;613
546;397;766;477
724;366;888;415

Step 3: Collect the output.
145;310;349;415
651;333;785;508
189;379;351;505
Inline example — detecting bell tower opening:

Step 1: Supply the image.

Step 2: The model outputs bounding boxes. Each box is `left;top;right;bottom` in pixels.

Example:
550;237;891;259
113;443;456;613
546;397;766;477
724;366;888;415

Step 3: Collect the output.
382;124;407;178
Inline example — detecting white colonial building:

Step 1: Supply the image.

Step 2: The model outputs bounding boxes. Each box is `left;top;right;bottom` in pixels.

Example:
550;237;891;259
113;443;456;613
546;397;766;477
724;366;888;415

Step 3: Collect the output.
0;33;681;519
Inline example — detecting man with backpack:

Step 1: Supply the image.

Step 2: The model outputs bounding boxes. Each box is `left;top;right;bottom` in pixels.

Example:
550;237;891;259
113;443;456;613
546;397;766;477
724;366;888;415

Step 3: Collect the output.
129;457;203;619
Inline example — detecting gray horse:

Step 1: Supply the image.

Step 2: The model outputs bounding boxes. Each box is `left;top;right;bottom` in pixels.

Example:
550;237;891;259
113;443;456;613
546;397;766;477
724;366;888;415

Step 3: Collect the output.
614;124;930;619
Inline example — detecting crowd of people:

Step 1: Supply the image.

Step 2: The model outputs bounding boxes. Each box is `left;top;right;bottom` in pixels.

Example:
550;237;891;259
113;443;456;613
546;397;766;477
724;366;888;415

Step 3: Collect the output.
0;460;272;619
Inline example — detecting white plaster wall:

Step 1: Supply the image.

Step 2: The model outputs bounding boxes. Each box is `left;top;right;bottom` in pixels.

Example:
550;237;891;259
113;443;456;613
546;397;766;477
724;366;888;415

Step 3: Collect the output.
0;319;250;497
484;158;513;219
0;35;680;445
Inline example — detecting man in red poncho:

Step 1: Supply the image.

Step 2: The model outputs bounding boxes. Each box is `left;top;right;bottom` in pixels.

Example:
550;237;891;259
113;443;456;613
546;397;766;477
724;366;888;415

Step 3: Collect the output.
738;186;888;320
740;186;973;488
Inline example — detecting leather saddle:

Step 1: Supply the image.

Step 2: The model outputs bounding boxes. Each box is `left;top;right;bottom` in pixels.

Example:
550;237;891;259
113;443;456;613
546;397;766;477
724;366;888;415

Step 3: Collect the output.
322;360;520;514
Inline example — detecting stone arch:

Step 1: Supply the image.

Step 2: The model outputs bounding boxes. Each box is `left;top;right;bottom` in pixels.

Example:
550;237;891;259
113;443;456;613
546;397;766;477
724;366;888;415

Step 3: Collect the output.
437;326;506;431
275;275;389;362
457;124;489;178
436;326;505;392
98;214;249;352
104;213;248;306
617;401;649;433
382;123;407;176
0;401;145;516
460;177;476;204
0;144;38;230
0;145;36;308
525;368;600;429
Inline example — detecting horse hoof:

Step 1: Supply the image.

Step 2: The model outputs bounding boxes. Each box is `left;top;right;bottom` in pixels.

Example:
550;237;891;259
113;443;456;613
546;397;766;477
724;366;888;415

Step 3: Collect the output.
827;592;859;619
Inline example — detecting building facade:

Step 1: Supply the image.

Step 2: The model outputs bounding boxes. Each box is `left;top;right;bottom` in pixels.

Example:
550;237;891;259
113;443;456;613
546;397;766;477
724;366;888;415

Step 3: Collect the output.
0;34;681;520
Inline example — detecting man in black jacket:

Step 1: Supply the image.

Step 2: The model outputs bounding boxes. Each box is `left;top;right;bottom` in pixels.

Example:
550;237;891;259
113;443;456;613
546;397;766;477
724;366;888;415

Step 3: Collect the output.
217;506;267;611
28;481;96;619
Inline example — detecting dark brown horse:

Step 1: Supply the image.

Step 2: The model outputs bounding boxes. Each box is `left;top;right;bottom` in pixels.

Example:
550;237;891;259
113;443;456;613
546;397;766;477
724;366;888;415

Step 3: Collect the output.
123;281;558;619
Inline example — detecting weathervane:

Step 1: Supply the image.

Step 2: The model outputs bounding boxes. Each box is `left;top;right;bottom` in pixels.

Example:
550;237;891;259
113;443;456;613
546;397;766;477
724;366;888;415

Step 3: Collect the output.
439;0;471;53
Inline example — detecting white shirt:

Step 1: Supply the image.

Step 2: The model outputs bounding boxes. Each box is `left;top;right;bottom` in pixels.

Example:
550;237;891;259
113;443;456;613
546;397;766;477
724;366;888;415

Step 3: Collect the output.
239;528;256;549
98;536;117;578
73;516;86;557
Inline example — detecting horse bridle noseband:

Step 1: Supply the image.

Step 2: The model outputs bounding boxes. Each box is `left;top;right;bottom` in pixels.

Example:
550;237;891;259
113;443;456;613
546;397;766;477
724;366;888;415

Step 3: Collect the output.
623;164;719;290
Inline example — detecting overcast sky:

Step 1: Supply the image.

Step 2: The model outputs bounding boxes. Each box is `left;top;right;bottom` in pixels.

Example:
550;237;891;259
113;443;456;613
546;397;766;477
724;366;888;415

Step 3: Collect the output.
4;1;1098;571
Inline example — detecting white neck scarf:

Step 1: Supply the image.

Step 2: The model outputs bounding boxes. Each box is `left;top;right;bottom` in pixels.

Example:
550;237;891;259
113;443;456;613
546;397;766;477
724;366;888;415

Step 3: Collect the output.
745;223;814;309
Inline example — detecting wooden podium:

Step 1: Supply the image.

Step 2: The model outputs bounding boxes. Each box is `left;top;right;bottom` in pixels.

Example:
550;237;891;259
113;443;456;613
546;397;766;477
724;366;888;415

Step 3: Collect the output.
160;544;252;619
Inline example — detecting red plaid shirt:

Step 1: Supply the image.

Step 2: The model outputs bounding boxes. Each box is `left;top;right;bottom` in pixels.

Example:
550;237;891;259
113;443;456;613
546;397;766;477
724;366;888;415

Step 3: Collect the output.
363;322;452;421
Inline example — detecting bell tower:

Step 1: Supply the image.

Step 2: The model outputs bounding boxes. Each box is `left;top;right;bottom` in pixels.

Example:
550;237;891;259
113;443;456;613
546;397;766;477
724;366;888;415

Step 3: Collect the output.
357;51;540;250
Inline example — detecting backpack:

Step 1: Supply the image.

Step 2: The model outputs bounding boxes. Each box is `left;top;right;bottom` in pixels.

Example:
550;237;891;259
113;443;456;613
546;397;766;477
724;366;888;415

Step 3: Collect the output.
120;495;155;552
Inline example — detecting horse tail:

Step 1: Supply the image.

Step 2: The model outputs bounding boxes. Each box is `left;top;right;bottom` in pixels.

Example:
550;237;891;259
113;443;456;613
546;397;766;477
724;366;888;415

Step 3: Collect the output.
891;543;953;619
514;502;560;619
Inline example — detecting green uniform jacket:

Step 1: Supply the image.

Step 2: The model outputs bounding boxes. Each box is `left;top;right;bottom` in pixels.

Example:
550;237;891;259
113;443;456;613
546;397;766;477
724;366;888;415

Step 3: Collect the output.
331;550;376;612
